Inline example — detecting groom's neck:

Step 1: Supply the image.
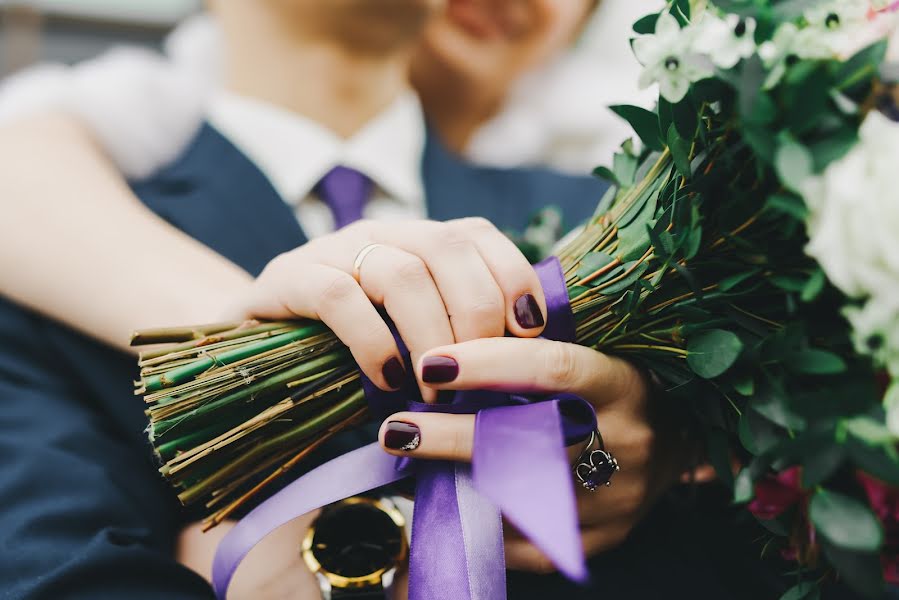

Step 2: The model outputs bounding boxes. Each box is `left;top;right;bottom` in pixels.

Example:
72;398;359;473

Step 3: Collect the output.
216;2;421;139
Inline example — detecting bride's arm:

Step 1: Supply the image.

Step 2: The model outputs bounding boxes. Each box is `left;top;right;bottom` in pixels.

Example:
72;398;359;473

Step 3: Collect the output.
0;112;252;352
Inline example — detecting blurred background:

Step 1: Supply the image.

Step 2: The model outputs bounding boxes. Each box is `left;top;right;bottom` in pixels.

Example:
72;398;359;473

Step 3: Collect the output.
0;0;198;76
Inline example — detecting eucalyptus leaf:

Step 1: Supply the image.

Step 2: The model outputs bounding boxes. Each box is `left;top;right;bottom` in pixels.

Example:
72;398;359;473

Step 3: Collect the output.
576;252;616;280
610;105;664;152
787;349;847;375
600;261;650;295
809;489;884;552
800;270;826;303
775;141;814;194
733;375;754;396
687;330;744;379
733;467;755;503
568;285;591;300
835;40;888;91
616;191;659;261
613;150;639;187
719;270;760;292
844;416;896;446
764;194;808;221
632;12;659;34
667;124;692;178
592;166;618;186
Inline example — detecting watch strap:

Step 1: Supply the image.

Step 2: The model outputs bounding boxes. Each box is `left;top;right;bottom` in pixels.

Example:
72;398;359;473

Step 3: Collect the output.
330;585;385;599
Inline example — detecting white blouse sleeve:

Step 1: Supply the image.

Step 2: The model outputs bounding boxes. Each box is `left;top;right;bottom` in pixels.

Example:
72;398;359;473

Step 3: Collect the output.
0;15;218;180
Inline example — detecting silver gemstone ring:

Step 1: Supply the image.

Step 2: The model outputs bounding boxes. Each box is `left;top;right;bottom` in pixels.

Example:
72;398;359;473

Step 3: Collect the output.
573;429;619;492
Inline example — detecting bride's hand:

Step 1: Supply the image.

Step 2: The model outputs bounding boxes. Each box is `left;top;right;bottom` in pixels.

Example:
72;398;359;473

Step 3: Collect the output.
375;337;691;571
223;218;548;402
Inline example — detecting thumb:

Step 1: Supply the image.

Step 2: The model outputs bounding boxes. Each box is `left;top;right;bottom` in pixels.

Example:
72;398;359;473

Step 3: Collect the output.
378;412;476;462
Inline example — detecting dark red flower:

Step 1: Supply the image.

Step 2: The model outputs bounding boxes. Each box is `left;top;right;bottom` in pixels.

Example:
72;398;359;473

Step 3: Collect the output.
749;466;803;520
857;472;899;584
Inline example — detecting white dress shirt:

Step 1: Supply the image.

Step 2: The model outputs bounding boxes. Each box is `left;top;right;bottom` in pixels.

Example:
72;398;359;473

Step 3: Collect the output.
207;90;428;239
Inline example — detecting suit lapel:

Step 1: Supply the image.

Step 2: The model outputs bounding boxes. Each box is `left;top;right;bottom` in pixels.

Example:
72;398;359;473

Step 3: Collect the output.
134;123;308;277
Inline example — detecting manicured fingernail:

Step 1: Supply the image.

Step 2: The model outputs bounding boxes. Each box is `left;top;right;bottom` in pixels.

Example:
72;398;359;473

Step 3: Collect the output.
384;421;421;451
382;357;406;389
421;356;459;384
514;294;545;329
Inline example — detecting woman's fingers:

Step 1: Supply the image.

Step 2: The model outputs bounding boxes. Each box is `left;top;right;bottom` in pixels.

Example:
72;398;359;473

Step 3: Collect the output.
416;337;641;408
241;260;405;392
364;220;547;340
378;412;476;462
450;217;548;338
356;245;455;403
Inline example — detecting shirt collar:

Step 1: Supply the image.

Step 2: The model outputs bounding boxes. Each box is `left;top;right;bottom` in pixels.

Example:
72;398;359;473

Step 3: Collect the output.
207;90;426;210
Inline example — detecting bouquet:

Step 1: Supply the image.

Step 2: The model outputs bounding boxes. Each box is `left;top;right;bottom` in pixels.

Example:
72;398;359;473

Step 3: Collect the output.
133;1;899;596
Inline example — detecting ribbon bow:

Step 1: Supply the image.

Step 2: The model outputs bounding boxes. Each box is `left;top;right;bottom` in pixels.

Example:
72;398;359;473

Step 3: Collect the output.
212;257;596;599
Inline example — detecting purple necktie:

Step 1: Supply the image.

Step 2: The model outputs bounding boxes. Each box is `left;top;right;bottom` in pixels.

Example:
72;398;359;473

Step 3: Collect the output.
315;165;373;230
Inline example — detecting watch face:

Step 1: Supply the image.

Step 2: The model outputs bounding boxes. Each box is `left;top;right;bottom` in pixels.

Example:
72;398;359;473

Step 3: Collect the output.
311;501;404;578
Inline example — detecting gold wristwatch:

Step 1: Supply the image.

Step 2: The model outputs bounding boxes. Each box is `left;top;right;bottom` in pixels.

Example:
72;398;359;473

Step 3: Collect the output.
302;496;408;600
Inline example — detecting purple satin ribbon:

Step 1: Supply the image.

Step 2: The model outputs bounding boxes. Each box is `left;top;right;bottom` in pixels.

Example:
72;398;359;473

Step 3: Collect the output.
211;257;595;599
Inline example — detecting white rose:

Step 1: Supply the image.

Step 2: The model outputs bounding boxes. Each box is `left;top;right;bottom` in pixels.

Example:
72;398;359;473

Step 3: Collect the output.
803;112;899;301
844;297;899;376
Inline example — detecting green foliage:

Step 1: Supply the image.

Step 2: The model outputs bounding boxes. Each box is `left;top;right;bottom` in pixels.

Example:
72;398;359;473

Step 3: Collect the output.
687;330;744;379
610;105;665;151
809;490;883;552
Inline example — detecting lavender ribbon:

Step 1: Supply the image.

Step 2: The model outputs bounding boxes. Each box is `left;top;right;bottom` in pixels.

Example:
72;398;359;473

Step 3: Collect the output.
211;257;595;599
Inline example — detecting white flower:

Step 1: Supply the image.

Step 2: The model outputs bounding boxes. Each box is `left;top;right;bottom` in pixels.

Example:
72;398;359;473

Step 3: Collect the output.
803;112;899;301
759;22;836;87
803;112;899;383
805;0;868;32
805;0;872;57
844;298;899;376
633;13;712;103
693;14;758;69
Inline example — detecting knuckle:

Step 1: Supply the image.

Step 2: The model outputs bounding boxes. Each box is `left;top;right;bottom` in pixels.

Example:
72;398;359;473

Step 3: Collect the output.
319;273;359;305
455;216;496;235
540;343;581;389
463;295;505;329
435;225;475;251
392;256;431;289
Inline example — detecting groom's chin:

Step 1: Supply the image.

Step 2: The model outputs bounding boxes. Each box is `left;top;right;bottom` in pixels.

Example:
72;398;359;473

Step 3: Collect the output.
292;0;447;55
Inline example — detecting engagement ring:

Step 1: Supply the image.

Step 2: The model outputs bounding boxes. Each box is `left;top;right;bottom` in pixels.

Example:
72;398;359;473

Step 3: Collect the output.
573;429;619;491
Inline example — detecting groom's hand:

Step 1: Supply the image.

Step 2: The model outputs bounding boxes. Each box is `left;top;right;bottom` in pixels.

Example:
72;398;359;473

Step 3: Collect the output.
376;337;688;572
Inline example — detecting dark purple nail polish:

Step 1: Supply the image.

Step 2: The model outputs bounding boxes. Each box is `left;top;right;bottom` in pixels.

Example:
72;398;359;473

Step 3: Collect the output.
422;356;459;384
514;294;545;329
382;357;406;389
384;421;421;451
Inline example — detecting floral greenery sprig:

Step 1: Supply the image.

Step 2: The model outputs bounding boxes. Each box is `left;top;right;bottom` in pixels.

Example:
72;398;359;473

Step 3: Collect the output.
132;1;899;597
579;0;899;596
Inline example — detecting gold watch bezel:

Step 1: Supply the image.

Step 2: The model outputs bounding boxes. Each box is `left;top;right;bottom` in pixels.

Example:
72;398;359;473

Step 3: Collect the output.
301;496;408;590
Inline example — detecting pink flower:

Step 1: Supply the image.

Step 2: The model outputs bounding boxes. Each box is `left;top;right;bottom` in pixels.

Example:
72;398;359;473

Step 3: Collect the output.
749;467;804;520
857;472;899;584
